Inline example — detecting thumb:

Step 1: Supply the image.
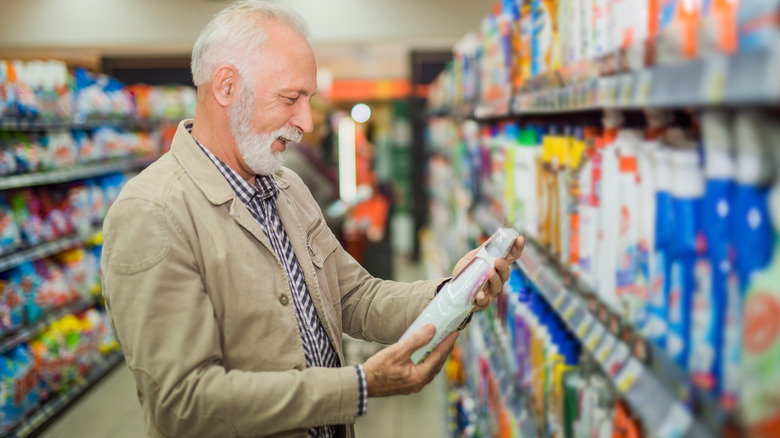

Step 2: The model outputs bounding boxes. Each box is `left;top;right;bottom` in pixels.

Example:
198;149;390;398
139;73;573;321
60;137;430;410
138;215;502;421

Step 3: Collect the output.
396;324;436;356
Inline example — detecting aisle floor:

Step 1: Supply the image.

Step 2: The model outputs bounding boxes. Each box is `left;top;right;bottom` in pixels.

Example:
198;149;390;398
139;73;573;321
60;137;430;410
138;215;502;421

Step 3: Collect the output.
39;254;448;438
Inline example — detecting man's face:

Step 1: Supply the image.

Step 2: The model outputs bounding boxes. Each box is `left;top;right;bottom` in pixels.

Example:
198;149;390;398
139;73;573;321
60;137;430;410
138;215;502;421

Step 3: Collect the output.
229;22;317;176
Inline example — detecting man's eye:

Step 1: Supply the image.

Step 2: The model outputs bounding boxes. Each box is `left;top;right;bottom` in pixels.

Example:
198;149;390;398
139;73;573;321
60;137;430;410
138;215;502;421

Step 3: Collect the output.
283;97;298;104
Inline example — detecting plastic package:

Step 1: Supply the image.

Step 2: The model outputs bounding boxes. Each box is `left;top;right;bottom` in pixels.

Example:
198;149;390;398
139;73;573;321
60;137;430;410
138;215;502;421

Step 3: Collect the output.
400;227;519;364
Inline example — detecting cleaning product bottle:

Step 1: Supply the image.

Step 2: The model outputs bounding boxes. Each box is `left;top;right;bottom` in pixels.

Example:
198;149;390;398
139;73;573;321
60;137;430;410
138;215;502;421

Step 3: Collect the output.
633;130;660;330
505;123;520;228
689;110;734;393
514;126;542;236
539;131;555;248
579;129;602;290
740;117;780;438
574;354;598;437
666;129;705;367
549;133;563;257
558;133;573;265
401;228;520;364
569;128;587;272
598;111;623;312
612;400;643;438
644;140;674;348
615;129;642;321
561;342;581;438
724;110;775;409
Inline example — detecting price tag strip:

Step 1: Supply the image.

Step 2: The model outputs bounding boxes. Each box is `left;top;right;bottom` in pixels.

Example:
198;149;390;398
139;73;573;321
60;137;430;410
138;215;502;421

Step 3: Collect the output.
563;299;585;328
575;313;595;339
603;341;631;377
595;333;618;365
619;74;635;106
553;291;570;311
585;323;607;352
634;70;653;106
702;55;728;104
615;358;645;394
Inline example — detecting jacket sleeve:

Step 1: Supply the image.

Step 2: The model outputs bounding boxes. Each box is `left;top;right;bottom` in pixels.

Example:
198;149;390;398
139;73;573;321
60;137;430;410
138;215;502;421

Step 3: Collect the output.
101;197;360;437
331;240;449;344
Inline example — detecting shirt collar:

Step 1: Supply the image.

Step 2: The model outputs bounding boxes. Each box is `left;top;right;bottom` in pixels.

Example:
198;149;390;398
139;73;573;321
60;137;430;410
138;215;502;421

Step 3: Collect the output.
186;122;278;203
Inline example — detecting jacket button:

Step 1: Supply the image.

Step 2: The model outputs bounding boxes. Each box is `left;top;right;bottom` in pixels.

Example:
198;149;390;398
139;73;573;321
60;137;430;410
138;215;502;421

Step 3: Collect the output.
279;294;289;305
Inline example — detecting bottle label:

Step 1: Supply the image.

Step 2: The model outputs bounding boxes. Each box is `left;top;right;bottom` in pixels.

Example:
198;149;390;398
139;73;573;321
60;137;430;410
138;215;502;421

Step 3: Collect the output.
689;257;715;386
720;272;741;406
666;261;684;360
669;261;683;323
633;237;651;327
743;291;780;355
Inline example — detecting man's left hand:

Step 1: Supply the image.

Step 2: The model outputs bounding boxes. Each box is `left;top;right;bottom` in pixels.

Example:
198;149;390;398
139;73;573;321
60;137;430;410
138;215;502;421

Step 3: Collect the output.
451;236;525;312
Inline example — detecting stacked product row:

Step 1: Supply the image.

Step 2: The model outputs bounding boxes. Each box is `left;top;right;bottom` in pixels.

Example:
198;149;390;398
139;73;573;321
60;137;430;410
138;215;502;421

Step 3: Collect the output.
0;60;196;121
446;270;651;437
0;174;125;254
427;0;777;111
0;128;158;176
1;308;119;433
426;108;780;435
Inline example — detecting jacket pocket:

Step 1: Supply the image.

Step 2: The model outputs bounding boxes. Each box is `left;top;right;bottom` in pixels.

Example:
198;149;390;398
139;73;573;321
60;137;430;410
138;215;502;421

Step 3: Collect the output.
307;223;339;269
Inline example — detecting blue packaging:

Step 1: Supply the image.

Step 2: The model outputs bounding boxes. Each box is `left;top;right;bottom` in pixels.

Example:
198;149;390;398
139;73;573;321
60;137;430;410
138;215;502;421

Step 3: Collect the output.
645;148;674;348
0;356;23;431
0;269;24;334
737;0;780;51
690;178;733;393
666;147;704;368
10;346;38;416
18;261;43;323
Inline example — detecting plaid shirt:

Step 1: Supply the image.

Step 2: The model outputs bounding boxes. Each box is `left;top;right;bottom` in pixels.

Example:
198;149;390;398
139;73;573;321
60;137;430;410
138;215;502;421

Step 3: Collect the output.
189;126;367;437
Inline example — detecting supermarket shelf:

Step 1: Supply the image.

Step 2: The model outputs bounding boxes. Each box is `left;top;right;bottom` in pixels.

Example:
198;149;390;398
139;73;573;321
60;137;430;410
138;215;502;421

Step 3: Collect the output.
6;349;124;438
0;295;101;357
514;240;713;437
0;116;165;131
431;48;779;119
0;227;102;273
0;157;154;191
471;208;721;436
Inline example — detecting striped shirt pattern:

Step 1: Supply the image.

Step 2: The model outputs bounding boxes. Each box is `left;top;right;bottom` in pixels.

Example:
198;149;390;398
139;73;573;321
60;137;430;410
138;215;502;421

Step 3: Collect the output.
189;127;367;437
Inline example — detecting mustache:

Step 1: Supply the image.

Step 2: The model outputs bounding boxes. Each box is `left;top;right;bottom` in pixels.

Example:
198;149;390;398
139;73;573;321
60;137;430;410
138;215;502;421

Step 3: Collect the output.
273;127;302;144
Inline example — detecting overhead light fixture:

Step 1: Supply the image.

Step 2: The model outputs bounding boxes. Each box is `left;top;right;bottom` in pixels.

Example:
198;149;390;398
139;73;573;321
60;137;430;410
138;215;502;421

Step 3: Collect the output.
338;117;357;203
350;103;371;123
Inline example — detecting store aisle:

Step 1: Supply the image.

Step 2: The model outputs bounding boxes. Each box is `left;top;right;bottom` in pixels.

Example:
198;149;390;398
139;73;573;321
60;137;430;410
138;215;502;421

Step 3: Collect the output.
39;254;447;438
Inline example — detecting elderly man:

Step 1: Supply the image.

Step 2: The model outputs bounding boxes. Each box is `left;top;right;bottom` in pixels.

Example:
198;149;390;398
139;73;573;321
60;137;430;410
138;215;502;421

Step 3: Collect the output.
100;1;524;437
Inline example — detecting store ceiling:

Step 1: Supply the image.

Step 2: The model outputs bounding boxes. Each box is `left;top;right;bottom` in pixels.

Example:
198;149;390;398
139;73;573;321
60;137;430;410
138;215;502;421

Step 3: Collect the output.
0;0;493;54
0;0;492;78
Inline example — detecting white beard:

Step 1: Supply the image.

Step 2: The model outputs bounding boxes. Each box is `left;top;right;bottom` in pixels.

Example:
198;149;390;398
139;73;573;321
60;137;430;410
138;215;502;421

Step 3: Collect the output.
228;87;302;176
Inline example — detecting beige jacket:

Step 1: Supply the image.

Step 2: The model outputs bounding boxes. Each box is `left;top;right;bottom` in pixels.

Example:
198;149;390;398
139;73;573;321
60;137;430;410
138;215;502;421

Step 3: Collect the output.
100;120;443;438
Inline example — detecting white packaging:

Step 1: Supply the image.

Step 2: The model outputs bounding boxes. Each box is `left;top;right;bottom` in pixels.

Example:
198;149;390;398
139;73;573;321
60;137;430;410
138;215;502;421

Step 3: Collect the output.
400;227;520;364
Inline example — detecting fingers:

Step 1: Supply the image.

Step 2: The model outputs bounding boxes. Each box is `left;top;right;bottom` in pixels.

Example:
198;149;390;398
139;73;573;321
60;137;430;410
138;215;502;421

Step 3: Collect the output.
452;247;480;277
506;236;526;263
418;331;459;376
396;324;436;357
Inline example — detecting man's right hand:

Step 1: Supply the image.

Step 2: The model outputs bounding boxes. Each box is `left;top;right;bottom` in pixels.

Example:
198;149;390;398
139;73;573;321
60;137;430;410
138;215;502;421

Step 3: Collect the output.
362;324;458;397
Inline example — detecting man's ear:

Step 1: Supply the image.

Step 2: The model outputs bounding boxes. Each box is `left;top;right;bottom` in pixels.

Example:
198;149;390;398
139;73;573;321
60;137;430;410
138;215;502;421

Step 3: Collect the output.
211;63;240;107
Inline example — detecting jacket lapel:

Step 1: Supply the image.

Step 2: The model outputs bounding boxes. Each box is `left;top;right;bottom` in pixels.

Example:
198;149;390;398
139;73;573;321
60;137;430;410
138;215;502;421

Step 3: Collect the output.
275;188;342;360
170;120;277;256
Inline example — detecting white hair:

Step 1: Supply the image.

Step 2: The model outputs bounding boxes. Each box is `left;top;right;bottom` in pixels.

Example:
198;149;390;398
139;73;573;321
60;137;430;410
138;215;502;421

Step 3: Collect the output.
191;0;310;87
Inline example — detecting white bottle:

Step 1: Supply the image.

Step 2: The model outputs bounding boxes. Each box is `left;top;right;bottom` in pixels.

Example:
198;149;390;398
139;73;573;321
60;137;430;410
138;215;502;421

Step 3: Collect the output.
400;228;520;364
578;156;596;288
634;136;659;329
597;124;623;312
615;130;642;321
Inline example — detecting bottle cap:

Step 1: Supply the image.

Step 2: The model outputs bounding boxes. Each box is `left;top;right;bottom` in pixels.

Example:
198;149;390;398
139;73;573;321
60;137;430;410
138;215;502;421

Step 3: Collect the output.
483;227;520;259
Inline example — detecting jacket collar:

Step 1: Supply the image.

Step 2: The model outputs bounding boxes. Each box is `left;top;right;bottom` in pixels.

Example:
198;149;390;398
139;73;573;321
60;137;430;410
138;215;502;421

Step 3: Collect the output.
170;120;291;206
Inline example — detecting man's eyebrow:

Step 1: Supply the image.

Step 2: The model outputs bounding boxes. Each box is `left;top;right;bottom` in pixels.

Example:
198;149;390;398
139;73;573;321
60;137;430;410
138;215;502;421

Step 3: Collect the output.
280;89;316;96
